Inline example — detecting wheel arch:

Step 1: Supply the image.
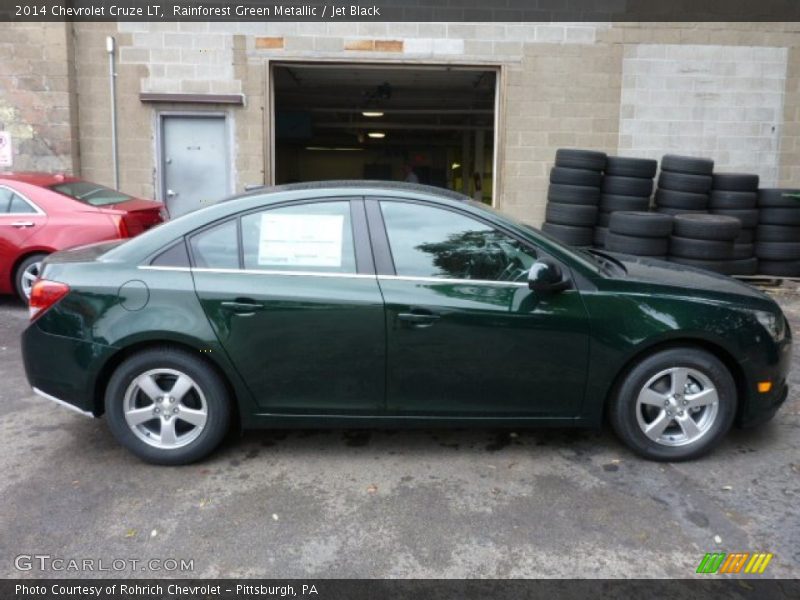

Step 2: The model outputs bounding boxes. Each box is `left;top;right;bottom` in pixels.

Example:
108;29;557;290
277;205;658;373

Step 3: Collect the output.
602;337;748;424
92;340;241;430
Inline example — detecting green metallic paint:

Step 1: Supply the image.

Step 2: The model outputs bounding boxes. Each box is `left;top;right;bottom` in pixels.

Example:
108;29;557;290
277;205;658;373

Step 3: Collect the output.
20;183;792;430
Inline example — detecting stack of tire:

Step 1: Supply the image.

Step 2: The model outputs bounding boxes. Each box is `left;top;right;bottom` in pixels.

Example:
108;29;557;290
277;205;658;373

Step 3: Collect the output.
542;149;606;247
668;214;741;275
594;156;658;248
755;189;800;276
653;155;714;216
606;211;673;258
709;173;760;275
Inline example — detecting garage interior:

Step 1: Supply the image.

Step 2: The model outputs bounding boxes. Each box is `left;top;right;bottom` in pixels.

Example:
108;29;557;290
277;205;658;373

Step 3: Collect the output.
272;63;497;204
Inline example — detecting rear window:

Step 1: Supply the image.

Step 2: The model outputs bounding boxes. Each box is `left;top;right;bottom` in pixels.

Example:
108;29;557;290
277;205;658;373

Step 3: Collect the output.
50;181;135;207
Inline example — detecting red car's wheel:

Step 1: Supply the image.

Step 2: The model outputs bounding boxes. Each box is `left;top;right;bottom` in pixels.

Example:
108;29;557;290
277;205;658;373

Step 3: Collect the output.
14;253;47;302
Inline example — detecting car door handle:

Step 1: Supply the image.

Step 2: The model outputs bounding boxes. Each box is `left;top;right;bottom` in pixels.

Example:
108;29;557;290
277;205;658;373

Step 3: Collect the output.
398;309;440;328
220;300;264;314
9;221;35;228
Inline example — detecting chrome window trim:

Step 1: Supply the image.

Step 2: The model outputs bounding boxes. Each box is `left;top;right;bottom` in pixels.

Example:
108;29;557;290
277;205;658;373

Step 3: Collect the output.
0;184;45;216
32;387;95;418
138;265;529;286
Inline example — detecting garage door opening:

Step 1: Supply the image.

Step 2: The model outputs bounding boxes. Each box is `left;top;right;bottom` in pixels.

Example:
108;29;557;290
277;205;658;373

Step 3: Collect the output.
272;63;497;204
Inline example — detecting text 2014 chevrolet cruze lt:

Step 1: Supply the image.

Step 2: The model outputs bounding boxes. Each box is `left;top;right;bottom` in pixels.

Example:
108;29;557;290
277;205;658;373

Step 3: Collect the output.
21;182;791;464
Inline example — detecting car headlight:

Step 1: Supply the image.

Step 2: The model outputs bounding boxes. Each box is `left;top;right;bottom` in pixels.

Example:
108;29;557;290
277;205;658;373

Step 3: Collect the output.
753;310;786;342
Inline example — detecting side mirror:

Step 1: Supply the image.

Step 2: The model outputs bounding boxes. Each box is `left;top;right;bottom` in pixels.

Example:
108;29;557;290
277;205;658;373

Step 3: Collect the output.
528;259;569;293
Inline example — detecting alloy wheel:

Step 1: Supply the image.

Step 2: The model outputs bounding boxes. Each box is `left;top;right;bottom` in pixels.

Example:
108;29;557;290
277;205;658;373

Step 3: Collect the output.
123;368;208;450
635;366;719;447
20;260;42;300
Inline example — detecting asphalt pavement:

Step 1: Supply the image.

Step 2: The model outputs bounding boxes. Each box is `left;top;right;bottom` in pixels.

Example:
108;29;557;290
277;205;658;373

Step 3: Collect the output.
1;286;798;579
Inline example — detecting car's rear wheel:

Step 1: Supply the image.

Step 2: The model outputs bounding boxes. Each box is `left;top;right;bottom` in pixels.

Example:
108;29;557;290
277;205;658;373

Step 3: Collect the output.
14;253;47;301
105;347;231;465
609;348;736;461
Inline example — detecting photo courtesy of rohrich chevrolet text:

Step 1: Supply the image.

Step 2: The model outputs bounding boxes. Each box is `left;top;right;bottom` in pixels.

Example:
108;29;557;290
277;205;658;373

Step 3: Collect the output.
0;1;799;598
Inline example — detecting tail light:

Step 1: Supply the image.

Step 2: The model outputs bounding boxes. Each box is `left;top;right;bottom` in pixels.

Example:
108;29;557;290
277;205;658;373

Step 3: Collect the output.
111;214;131;238
29;280;70;321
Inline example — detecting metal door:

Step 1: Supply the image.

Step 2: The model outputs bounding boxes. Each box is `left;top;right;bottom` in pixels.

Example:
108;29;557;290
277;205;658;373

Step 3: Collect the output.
160;115;229;217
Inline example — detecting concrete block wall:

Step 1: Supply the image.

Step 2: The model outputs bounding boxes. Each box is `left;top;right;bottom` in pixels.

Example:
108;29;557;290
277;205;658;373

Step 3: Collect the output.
0;22;78;173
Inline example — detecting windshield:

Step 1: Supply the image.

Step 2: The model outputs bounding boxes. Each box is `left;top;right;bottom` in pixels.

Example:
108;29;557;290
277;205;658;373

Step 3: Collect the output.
50;181;135;207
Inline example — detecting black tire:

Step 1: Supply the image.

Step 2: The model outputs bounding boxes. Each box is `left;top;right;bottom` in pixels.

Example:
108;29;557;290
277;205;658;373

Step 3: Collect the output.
733;243;754;259
606;232;669;256
759;208;800;226
541;222;593;246
672;214;741;241
605;156;658;178
668;256;735;275
550;166;603;187
555;148;607;171
105;347;232;465
755;224;800;243
758;259;800;277
600;194;651;213
609;211;673;238
654;189;709;210
545;202;598;227
593;226;608;248
709;190;757;210
654;207;708;217
710;208;759;229
597;212;611;227
658;171;713;194
757;188;800;208
735;229;755;244
660;154;715;176
711;173;759;192
754;241;800;261
669;236;734;260
609;347;736;461
728;257;759;276
602;176;654;197
547;183;601;205
14;252;47;302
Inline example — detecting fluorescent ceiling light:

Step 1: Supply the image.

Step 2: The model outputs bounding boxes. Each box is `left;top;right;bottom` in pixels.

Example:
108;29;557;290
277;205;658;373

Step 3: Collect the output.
362;111;384;117
367;132;386;139
451;162;461;170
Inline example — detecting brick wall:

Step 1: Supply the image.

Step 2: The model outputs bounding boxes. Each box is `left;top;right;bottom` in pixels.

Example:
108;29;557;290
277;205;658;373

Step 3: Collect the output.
0;22;78;173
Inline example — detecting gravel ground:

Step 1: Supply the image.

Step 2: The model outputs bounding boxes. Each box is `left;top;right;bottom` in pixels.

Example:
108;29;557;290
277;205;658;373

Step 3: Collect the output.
0;284;798;579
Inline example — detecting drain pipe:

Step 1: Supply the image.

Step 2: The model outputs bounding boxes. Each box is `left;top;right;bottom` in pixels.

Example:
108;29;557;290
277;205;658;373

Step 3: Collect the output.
106;36;119;190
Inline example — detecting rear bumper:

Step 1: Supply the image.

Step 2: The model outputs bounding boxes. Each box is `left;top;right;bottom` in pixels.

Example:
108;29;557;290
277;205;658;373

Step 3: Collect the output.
32;386;95;418
22;323;115;417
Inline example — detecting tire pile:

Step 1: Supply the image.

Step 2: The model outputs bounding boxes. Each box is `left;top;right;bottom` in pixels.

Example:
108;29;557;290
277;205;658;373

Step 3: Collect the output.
595;156;658;248
606;211;672;258
709;173;760;275
653;155;714;216
667;214;742;274
542;149;606;247
756;189;800;276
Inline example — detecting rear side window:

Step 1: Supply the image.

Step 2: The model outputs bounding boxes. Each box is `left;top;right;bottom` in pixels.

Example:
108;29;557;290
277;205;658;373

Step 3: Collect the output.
151;240;190;268
240;201;356;273
189;220;239;269
8;194;34;213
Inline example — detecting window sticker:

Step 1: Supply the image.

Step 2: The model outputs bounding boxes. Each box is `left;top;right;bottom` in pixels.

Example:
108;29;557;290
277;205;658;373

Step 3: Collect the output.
258;213;344;267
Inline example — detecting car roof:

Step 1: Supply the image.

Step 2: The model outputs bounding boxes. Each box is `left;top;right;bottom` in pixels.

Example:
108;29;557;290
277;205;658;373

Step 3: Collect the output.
230;180;472;203
0;172;80;186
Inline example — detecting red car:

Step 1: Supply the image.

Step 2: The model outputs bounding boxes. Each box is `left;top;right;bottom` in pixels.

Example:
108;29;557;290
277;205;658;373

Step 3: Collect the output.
0;172;166;300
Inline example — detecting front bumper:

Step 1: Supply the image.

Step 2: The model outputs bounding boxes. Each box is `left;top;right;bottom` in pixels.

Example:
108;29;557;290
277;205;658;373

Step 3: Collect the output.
738;332;792;428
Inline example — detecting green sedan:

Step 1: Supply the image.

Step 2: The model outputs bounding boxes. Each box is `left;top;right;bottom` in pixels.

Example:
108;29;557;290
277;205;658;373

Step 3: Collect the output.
21;182;791;464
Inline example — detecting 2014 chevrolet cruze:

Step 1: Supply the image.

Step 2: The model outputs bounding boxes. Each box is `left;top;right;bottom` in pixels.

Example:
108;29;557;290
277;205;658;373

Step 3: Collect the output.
21;182;791;464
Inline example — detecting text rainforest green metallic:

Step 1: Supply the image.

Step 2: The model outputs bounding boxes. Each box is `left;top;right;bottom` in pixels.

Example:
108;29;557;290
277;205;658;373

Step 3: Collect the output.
21;182;792;465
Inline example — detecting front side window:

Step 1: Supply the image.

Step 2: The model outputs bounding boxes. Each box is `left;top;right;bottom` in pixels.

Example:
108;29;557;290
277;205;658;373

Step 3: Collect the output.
241;201;356;273
381;201;537;282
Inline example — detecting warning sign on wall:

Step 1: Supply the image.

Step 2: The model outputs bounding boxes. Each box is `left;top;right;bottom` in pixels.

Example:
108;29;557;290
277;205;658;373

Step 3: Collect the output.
0;132;12;167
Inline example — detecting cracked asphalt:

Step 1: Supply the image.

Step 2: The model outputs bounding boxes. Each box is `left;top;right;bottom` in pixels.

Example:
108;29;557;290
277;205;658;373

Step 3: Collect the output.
1;284;798;579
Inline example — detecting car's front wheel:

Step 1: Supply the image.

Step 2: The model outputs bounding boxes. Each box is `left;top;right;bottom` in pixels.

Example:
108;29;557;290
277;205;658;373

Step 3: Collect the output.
105;347;231;465
610;348;736;461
